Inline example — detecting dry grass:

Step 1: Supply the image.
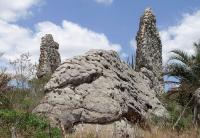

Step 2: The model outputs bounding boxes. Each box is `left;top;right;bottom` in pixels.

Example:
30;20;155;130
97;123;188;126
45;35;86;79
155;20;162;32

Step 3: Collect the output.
141;126;200;138
65;124;200;138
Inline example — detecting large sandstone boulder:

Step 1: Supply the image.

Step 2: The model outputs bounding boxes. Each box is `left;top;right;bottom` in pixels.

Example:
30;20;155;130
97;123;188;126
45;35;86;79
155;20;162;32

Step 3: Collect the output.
33;50;167;135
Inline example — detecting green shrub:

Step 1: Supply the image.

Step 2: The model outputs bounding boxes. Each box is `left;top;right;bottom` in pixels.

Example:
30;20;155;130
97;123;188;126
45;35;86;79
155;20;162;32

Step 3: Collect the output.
21;97;34;111
3;76;50;112
0;109;61;138
0;94;11;109
153;94;194;131
50;127;62;138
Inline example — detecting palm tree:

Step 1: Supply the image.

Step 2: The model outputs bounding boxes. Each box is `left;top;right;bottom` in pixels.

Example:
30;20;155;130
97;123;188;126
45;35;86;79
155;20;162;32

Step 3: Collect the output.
166;42;200;94
165;42;200;126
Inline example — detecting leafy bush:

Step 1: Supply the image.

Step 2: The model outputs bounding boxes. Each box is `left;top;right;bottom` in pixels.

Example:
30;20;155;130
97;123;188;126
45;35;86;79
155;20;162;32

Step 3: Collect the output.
0;94;11;109
0;69;12;109
2;75;51;112
0;53;61;137
0;109;61;138
153;94;193;131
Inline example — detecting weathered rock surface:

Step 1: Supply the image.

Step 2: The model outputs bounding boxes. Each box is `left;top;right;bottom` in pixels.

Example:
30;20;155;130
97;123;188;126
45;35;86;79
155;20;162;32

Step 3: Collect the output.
135;8;164;94
193;88;200;125
37;34;61;78
72;119;138;138
33;49;167;134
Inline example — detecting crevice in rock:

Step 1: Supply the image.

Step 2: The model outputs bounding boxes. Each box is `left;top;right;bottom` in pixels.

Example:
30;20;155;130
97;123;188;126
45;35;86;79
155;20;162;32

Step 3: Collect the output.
115;72;129;82
123;106;145;124
145;103;153;110
53;72;103;91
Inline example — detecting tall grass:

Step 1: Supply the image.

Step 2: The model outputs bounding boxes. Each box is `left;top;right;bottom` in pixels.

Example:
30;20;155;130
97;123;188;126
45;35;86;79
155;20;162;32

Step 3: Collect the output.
65;124;200;138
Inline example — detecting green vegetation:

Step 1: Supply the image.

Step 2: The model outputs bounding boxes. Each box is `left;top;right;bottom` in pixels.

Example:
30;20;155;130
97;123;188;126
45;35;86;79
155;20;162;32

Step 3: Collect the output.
0;53;61;138
155;94;194;131
157;42;200;131
1;42;200;137
0;109;61;138
165;42;200;105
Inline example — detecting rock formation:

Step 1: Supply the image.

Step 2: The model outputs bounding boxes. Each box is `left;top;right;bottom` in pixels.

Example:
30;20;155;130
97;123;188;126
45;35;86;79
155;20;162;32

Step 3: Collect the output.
33;50;168;137
37;34;61;78
193;88;200;125
135;8;164;94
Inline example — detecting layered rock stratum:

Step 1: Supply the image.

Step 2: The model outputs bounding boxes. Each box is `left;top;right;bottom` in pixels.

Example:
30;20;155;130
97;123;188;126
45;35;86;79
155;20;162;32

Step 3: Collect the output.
33;50;167;136
135;8;163;94
37;34;61;78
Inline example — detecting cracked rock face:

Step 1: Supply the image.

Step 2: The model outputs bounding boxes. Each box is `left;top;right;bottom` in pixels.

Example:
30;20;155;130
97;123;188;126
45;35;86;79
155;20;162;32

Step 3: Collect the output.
135;8;164;94
37;34;61;78
33;50;167;133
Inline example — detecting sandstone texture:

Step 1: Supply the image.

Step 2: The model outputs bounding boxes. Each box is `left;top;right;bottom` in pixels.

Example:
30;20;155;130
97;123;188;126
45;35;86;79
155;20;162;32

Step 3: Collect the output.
33;50;167;134
135;8;164;94
37;34;61;78
193;88;200;125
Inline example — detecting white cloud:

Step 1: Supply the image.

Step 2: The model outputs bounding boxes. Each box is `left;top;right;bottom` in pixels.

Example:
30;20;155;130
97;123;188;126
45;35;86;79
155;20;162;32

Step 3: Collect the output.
0;0;43;22
130;10;200;64
94;0;113;5
160;10;200;63
0;20;121;64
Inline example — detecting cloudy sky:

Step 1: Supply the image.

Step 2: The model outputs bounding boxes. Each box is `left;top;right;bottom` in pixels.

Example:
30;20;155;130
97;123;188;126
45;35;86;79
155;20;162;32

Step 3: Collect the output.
0;0;200;65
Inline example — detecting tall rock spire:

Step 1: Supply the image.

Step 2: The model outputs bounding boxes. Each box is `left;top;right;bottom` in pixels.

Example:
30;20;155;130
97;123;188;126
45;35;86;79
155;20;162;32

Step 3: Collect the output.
37;34;61;78
135;8;163;94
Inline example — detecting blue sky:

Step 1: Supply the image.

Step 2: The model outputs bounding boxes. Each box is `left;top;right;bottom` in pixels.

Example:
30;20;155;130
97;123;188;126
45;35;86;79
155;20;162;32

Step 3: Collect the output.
16;0;200;57
0;0;200;65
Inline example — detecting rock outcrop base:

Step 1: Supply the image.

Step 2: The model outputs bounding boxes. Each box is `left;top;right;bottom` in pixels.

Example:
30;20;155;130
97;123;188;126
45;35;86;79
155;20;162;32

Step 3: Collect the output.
33;50;167;135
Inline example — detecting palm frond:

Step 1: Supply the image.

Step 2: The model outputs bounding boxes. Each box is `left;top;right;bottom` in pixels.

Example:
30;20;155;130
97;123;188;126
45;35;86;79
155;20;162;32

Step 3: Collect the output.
165;62;195;83
168;50;191;65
